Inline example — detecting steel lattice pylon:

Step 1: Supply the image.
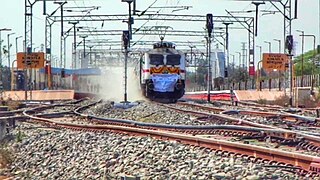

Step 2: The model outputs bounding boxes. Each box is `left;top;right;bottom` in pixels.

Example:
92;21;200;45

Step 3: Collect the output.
84;40;208;48
24;0;37;100
47;13;254;72
64;29;225;38
283;0;292;49
25;0;35;53
225;11;255;75
270;0;293;53
45;18;53;66
48;13;253;23
268;0;297;106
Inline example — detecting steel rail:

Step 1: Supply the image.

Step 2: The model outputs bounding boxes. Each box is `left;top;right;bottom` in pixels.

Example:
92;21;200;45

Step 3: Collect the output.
23;108;320;176
167;103;320;148
72;101;320;153
15;100;318;160
0;98;88;124
73;100;320;147
177;102;319;125
0;106;30;117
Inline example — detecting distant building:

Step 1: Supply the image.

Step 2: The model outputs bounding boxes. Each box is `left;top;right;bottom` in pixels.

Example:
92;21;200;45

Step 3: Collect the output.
211;48;226;78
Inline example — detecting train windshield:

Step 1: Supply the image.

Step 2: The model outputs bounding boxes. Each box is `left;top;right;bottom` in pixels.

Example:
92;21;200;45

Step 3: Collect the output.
166;54;181;65
149;54;164;65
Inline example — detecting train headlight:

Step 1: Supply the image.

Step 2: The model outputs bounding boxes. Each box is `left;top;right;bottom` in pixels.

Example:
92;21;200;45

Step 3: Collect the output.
175;83;183;90
147;83;154;90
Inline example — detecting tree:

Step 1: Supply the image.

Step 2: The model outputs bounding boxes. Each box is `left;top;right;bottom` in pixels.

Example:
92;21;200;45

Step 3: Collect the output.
293;49;319;76
227;65;250;83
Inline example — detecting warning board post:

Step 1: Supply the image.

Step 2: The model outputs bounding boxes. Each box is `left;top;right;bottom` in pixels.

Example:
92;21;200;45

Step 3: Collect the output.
17;52;45;69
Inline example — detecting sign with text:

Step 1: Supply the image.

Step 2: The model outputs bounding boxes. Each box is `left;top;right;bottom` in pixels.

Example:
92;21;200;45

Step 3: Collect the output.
17;52;45;69
262;53;288;72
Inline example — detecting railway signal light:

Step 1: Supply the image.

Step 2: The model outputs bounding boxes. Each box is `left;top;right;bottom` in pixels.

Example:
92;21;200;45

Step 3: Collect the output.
224;69;228;78
285;35;293;54
122;30;130;49
206;13;213;38
61;68;65;78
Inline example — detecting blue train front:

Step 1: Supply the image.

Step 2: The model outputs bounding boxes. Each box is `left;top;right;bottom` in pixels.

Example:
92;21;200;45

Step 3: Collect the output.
138;41;186;102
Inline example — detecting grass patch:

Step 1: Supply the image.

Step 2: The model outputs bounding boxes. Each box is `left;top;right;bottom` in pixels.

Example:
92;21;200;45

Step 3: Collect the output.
272;95;290;107
0;99;24;111
269;93;320;108
256;98;267;105
16;131;26;143
0;148;13;168
7;101;23;111
137;117;153;123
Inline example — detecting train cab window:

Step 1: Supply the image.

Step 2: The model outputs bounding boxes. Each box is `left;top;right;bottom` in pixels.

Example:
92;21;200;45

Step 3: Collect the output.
149;54;164;65
166;54;181;65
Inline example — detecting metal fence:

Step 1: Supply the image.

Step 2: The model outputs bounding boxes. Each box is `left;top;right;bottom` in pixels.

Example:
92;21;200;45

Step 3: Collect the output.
186;74;320;92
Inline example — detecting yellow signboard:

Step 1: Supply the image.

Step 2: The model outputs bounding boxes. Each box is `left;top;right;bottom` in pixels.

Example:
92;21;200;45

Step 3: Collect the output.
17;52;45;69
262;53;288;72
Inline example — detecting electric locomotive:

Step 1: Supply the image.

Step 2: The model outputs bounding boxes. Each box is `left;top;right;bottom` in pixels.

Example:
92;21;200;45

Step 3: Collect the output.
138;41;186;102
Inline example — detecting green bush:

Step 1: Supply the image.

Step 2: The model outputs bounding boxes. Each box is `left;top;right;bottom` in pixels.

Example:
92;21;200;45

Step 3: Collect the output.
272;95;290;107
257;98;267;105
0;148;13;168
16;131;26;142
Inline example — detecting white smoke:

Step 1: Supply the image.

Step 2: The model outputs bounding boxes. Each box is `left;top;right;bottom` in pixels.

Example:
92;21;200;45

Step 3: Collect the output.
97;65;146;102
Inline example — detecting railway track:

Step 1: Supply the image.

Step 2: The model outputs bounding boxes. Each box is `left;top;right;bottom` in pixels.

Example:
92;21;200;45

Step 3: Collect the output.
164;102;320;153
17;100;320;176
76;100;320;149
212;99;319;118
0;99;91;132
177;101;320;125
172;102;320;132
81;103;320;155
0;110;24;117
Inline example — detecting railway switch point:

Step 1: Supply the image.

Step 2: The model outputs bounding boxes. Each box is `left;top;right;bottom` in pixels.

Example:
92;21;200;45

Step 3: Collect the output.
114;101;139;109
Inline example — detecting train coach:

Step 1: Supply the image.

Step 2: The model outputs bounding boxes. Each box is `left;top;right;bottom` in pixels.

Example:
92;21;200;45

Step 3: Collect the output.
39;67;102;94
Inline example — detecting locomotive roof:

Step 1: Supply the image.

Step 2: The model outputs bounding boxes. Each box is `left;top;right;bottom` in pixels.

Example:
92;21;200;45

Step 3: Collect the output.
147;47;181;54
153;41;176;49
148;41;181;54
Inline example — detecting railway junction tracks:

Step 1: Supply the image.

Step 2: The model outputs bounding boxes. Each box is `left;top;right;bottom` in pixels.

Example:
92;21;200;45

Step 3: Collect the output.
8;99;317;177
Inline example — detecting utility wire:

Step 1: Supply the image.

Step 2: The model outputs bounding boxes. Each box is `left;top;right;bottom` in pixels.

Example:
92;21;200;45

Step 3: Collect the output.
133;0;160;43
138;0;158;16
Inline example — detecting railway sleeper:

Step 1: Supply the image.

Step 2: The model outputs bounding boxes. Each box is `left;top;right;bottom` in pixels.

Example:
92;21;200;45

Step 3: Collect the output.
26;111;320;177
296;141;320;153
307;145;318;152
263;164;306;176
239;135;265;140
278;139;300;146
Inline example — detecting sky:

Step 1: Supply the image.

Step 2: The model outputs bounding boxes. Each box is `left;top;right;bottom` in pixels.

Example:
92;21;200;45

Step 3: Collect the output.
0;0;319;68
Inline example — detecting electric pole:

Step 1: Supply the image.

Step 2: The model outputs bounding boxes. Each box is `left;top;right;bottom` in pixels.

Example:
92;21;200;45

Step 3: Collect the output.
252;1;265;36
223;22;232;79
206;14;213;102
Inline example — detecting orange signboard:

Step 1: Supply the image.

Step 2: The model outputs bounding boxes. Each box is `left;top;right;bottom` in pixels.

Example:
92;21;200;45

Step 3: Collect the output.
17;52;45;69
262;53;288;72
